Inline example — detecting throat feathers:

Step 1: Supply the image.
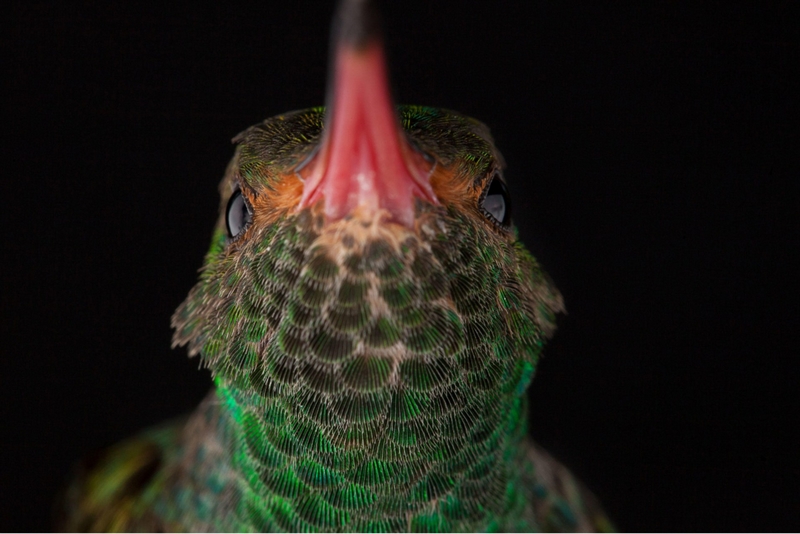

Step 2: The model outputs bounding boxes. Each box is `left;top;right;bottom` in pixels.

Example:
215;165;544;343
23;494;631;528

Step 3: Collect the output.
59;0;614;532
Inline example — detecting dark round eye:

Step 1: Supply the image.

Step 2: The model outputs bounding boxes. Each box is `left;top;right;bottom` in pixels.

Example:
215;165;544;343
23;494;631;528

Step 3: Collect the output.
480;174;511;227
226;189;253;238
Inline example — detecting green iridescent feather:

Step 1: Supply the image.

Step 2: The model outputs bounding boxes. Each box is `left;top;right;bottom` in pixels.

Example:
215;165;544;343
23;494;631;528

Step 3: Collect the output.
59;107;612;532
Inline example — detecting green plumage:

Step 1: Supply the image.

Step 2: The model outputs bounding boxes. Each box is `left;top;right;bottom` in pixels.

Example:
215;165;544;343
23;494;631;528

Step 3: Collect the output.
59;107;612;532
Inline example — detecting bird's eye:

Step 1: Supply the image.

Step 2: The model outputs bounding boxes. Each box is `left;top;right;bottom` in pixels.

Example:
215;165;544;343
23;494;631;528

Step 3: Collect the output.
480;174;511;227
226;189;253;239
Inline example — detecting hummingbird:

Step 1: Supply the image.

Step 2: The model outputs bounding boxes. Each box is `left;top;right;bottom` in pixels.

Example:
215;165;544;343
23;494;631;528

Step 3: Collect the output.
60;0;613;531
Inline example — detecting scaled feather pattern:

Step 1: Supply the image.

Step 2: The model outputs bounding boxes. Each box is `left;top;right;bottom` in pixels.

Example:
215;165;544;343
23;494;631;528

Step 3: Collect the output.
59;107;613;532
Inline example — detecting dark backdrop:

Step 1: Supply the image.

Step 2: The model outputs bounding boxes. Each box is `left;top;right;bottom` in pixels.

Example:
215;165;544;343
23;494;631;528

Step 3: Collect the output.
2;2;797;531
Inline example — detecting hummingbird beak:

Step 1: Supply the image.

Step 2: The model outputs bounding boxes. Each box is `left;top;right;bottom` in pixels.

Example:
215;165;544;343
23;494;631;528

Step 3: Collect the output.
297;0;437;228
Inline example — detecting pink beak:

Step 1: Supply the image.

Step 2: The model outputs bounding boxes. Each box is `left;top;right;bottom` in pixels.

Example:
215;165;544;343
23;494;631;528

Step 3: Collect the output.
297;1;437;228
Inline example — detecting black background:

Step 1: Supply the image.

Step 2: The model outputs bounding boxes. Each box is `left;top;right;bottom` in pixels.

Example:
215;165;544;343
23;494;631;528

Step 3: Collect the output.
2;2;797;532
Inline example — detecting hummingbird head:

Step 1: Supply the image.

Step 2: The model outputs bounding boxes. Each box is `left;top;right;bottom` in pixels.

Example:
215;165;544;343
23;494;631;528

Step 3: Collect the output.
171;0;563;527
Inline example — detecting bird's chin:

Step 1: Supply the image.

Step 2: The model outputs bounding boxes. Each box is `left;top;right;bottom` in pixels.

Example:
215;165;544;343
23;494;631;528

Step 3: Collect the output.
304;199;443;255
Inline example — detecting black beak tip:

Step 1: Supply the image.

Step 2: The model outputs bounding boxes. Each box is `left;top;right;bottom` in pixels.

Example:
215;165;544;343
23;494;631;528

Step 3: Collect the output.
333;0;382;50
